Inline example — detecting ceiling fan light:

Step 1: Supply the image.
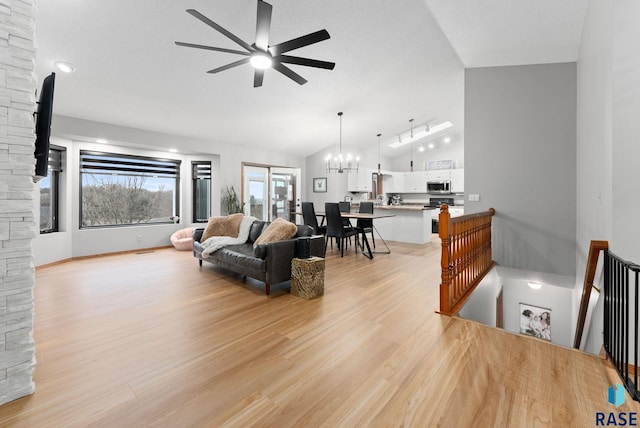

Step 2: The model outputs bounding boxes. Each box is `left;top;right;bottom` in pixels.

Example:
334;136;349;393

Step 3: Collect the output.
250;52;272;69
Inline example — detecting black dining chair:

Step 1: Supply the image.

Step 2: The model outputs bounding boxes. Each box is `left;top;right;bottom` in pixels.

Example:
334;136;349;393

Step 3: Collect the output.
357;202;375;249
338;201;351;221
324;203;358;257
301;202;326;235
338;201;354;245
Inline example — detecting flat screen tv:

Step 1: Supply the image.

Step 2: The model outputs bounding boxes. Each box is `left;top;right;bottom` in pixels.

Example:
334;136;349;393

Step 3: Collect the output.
34;72;55;181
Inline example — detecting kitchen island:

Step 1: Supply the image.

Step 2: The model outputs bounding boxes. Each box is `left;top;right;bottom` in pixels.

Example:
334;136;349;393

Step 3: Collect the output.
372;205;436;244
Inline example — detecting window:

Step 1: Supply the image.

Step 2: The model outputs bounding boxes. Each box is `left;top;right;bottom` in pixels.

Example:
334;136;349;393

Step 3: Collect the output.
192;161;211;222
39;146;64;233
80;151;180;228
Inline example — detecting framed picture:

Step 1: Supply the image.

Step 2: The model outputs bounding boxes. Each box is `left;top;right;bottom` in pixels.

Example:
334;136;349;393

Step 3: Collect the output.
313;177;327;193
519;303;551;341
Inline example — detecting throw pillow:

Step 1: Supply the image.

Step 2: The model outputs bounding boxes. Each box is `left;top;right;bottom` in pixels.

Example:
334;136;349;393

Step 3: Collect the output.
253;217;297;248
201;213;244;243
247;221;266;244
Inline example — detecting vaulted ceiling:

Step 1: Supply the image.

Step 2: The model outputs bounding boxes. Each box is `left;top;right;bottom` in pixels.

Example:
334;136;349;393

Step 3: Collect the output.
35;0;589;158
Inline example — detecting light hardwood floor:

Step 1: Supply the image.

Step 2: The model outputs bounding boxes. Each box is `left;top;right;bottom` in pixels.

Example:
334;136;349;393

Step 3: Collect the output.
0;240;637;427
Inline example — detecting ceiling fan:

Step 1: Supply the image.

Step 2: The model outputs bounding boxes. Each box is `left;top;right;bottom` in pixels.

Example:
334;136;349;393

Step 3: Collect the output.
175;0;335;87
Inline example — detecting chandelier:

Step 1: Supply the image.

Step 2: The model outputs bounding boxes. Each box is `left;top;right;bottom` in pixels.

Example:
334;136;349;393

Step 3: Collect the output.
325;112;359;173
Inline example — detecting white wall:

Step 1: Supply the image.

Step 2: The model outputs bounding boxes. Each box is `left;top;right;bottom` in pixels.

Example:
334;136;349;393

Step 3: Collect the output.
458;268;502;327
52;115;305;197
460;267;575;348
387;140;464;172
304;143;391;211
465;63;577;277
302;139;464;215
33;116;305;265
501;272;575;349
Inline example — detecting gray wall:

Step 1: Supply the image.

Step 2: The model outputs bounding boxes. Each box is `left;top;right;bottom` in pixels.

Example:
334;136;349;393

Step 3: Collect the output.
612;0;640;264
465;63;577;276
578;0;640;353
575;0;612;353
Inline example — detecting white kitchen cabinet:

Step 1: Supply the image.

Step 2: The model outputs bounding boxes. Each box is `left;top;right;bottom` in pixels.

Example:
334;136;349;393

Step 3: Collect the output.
426;169;451;181
383;171;405;193
347;167;374;192
449;207;465;218
451;169;464;193
404;171;428;193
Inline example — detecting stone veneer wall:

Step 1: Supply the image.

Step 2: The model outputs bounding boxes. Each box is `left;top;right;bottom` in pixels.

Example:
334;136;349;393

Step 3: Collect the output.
0;0;37;404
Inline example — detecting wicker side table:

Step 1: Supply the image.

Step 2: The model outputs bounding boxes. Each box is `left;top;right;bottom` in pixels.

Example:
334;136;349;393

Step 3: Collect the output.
291;256;325;299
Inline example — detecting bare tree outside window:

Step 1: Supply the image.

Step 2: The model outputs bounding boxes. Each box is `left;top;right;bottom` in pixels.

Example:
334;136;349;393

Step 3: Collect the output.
80;151;180;228
82;174;175;226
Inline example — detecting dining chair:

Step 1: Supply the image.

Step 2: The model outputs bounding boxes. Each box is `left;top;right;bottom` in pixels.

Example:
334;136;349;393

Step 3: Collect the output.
301;202;326;235
324;203;358;257
357;201;375;249
338;201;354;245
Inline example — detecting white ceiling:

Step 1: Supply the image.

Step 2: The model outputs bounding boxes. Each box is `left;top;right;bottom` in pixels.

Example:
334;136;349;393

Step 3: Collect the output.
35;0;589;159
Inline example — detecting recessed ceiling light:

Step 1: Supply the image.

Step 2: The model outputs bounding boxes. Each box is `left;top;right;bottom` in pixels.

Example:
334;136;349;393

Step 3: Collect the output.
96;138;108;144
418;146;425;152
443;137;451;144
428;143;435;149
528;282;542;290
54;61;76;73
169;149;178;153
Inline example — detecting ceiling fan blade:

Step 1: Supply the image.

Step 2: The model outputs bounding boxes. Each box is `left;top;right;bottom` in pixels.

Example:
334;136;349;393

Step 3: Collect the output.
207;58;250;74
254;69;265;88
277;55;335;70
186;9;253;53
255;1;272;51
272;61;307;85
269;29;330;56
175;41;250;56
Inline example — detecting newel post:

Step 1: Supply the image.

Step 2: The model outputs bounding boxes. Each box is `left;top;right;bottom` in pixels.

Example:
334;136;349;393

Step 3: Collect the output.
439;204;451;314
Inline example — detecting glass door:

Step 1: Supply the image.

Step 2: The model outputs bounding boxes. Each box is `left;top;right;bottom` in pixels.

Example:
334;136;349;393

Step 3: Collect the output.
243;166;269;220
270;167;301;222
242;165;301;222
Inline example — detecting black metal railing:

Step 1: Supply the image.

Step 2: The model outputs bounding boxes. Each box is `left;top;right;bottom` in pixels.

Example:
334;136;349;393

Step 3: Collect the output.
604;250;640;402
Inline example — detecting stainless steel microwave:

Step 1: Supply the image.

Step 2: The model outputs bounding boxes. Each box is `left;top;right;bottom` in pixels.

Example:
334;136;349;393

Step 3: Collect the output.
427;180;451;194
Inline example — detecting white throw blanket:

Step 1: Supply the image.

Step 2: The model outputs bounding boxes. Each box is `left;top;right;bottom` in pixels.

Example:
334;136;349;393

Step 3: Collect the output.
200;215;258;258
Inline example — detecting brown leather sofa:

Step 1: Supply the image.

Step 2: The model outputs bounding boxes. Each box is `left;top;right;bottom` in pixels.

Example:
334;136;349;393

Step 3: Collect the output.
193;220;325;295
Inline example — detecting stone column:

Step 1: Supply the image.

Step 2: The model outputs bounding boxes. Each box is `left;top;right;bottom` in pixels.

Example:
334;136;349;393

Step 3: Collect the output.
0;0;37;404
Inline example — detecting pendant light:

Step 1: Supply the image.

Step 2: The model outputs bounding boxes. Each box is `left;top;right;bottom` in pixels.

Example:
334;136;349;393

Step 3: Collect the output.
377;133;382;174
409;118;414;172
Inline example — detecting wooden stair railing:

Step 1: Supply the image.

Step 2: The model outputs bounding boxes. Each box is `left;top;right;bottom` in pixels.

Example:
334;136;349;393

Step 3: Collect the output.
573;240;608;349
439;205;496;316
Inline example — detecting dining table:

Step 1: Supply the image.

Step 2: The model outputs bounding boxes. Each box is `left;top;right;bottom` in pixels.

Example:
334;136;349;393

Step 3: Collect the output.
340;212;394;259
300;210;395;259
